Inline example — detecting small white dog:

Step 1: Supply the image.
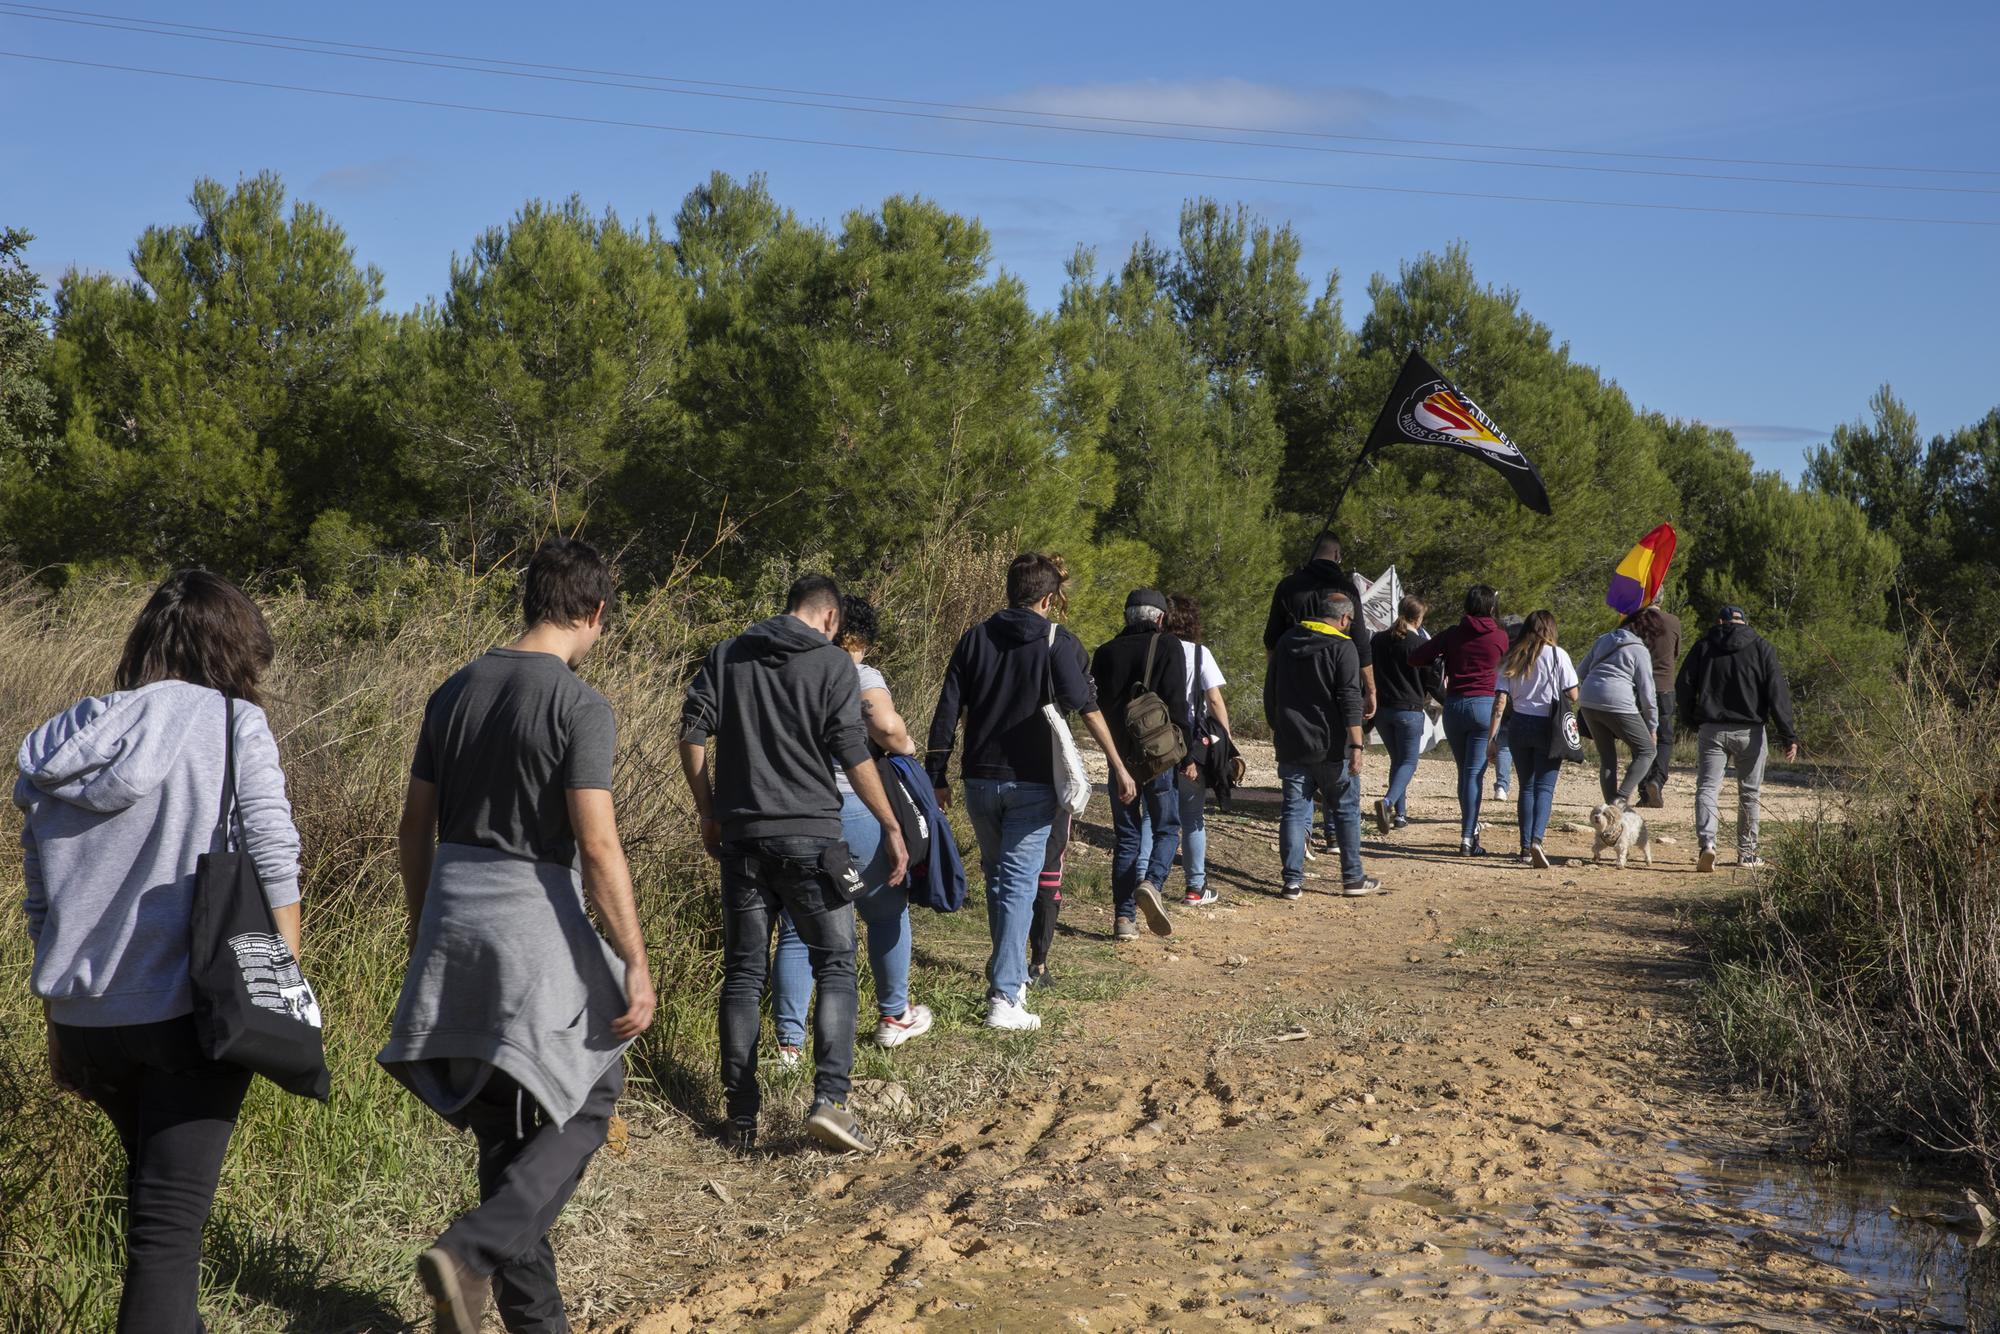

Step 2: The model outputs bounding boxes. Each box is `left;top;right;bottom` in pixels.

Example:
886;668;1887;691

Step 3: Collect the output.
1590;803;1652;869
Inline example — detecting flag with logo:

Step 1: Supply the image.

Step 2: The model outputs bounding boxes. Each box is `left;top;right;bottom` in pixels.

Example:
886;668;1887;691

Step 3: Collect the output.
1606;523;1677;615
1359;351;1552;514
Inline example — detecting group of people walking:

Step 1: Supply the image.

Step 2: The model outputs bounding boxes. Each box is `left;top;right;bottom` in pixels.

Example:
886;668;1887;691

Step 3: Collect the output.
15;532;1802;1333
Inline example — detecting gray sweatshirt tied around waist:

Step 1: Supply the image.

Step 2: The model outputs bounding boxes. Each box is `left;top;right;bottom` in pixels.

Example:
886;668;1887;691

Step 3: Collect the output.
15;681;301;1028
378;842;631;1130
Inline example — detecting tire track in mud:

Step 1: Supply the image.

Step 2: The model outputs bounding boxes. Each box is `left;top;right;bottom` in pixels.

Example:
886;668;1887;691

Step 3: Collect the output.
611;767;1936;1332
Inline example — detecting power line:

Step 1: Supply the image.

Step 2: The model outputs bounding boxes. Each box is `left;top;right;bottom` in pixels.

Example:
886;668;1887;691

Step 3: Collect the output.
8;50;1996;231
4;6;1996;199
5;0;1996;182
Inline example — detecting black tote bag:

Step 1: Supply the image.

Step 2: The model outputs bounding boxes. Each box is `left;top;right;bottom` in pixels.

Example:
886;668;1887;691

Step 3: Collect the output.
1549;694;1588;765
189;697;331;1101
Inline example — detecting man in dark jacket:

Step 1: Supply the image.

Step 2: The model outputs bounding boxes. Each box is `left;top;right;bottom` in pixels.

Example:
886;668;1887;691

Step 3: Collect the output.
1090;589;1197;939
926;554;1137;1032
1675;605;1798;872
1264;533;1377;718
680;574;910;1155
1624;594;1682;808
1264;589;1379;899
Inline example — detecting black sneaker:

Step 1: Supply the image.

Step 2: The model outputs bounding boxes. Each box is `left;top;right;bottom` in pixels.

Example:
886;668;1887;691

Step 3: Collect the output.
1341;876;1380;898
1027;962;1057;989
1373;798;1392;836
1279;882;1304;901
805;1101;875;1153
722;1118;757;1155
417;1245;487;1334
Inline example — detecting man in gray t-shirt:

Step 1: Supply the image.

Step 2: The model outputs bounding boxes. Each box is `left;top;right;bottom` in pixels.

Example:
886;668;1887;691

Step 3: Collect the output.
412;647;616;866
383;538;654;1334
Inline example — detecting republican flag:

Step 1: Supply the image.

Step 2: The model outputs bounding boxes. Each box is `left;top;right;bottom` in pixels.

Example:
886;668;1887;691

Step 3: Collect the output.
1607;524;1677;615
1360;351;1552;514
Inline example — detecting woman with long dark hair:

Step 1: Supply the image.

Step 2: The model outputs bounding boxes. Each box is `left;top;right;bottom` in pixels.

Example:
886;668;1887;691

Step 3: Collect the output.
1368;595;1443;835
17;570;301;1333
1487;609;1580;868
1410;585;1510;856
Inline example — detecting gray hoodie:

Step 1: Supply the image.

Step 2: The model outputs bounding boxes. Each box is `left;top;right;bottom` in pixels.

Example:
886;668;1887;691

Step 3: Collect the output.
16;681;300;1027
1577;629;1659;732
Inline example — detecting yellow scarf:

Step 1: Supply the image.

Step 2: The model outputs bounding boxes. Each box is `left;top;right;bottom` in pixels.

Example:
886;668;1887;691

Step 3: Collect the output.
1299;619;1351;640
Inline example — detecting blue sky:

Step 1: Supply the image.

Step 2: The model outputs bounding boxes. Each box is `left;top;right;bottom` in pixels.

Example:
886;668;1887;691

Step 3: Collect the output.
4;1;1996;476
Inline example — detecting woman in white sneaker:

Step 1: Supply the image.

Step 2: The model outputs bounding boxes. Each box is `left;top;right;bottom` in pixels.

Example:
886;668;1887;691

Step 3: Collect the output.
1486;609;1579;869
1160;595;1229;907
771;597;933;1056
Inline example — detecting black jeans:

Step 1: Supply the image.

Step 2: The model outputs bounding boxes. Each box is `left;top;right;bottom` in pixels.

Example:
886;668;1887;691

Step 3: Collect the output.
436;1063;622;1334
52;1015;253;1334
1647;709;1674;791
718;836;857;1124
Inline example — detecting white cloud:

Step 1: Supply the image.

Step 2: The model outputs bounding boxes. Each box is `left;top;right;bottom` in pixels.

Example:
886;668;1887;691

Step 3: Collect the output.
1703;420;1831;444
1001;78;1461;133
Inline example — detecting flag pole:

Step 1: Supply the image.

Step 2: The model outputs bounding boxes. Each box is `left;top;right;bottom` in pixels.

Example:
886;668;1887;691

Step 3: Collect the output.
1314;447;1371;545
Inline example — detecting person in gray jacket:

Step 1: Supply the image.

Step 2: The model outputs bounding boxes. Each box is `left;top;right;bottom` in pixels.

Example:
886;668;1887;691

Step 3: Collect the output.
384;538;654;1334
1576;624;1659;809
16;570;301;1334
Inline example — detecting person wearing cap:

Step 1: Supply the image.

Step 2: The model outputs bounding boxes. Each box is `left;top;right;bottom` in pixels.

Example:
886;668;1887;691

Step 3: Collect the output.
1089;590;1197;940
1675;604;1798;871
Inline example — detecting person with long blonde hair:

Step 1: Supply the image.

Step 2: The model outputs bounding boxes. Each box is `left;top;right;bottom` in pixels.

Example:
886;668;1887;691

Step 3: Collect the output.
1486;609;1579;868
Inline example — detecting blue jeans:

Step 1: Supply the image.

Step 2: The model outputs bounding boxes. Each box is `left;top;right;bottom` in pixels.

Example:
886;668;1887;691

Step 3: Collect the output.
718;836;855;1123
1138;773;1208;892
1279;760;1363;886
772;794;910;1046
1375;709;1425;819
962;779;1057;1002
1507;710;1563;850
1491;731;1515;794
1441;695;1494;843
1114;771;1181;917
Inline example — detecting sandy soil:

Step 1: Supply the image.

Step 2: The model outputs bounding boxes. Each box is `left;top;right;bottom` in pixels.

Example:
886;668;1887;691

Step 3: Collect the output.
600;751;1923;1332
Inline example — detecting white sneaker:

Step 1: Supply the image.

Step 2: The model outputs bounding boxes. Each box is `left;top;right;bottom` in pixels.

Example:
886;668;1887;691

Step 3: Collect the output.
874;1003;934;1048
985;994;1042;1032
776;1045;802;1068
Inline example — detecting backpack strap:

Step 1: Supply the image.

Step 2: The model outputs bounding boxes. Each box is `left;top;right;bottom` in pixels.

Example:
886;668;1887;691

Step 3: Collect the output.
1136;631;1161;697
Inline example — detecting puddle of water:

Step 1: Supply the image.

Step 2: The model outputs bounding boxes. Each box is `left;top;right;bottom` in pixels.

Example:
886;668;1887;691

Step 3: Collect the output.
1321;1158;1997;1329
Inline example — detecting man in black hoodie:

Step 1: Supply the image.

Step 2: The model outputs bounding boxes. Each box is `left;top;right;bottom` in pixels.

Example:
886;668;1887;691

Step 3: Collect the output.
1265;589;1380;899
1264;532;1377;719
680;574;910;1155
1675;605;1798;872
1089;589;1197;939
927;554;1137;1032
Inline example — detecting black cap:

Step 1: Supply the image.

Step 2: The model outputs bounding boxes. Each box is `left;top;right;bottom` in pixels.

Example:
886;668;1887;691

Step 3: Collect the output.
1717;604;1747;624
1125;588;1168;614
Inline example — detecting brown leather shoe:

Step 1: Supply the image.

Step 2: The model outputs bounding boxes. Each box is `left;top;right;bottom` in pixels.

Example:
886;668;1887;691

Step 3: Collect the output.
417;1245;487;1334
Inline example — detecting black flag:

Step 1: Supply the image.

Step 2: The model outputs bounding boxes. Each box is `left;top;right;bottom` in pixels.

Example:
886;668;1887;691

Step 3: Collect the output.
1360;351;1552;514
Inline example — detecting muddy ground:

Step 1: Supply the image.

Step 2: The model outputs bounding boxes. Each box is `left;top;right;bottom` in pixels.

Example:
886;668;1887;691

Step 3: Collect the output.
589;751;1953;1332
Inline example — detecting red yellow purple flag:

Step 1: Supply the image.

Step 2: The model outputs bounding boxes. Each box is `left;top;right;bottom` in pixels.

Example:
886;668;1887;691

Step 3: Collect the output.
1607;524;1676;615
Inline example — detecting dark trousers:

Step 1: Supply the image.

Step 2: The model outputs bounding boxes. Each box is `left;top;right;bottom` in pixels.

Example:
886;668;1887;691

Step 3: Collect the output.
1647;709;1674;791
718;836;857;1124
1029;813;1072;970
436;1064;622;1334
53;1015;253;1334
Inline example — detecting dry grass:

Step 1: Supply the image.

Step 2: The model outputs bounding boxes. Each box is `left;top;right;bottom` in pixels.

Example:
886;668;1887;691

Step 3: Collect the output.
1698;633;2000;1180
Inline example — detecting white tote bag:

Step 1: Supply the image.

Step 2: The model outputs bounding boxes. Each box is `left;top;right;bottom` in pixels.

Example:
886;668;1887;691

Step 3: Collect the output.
1043;624;1093;817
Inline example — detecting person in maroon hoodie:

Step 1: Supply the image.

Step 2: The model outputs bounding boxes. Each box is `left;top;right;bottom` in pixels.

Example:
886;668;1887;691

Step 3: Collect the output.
1410;585;1510;856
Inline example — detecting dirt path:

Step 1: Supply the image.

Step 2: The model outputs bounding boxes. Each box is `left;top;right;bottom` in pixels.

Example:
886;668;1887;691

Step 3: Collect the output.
604;755;1933;1332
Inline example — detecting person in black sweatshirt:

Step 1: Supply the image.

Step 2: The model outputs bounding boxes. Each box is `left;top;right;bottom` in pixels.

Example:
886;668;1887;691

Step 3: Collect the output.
1675;605;1798;872
1089;589;1198;940
680;574;910;1156
926;554;1137;1032
1265;589;1379;899
1264;532;1377;718
1369;595;1445;835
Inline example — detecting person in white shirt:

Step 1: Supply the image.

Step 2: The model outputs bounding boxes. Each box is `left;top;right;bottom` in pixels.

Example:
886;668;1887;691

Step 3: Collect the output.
1485;609;1579;869
1149;595;1231;907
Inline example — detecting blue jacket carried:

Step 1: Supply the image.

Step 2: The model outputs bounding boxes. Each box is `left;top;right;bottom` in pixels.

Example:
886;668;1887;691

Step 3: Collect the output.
886;754;966;913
